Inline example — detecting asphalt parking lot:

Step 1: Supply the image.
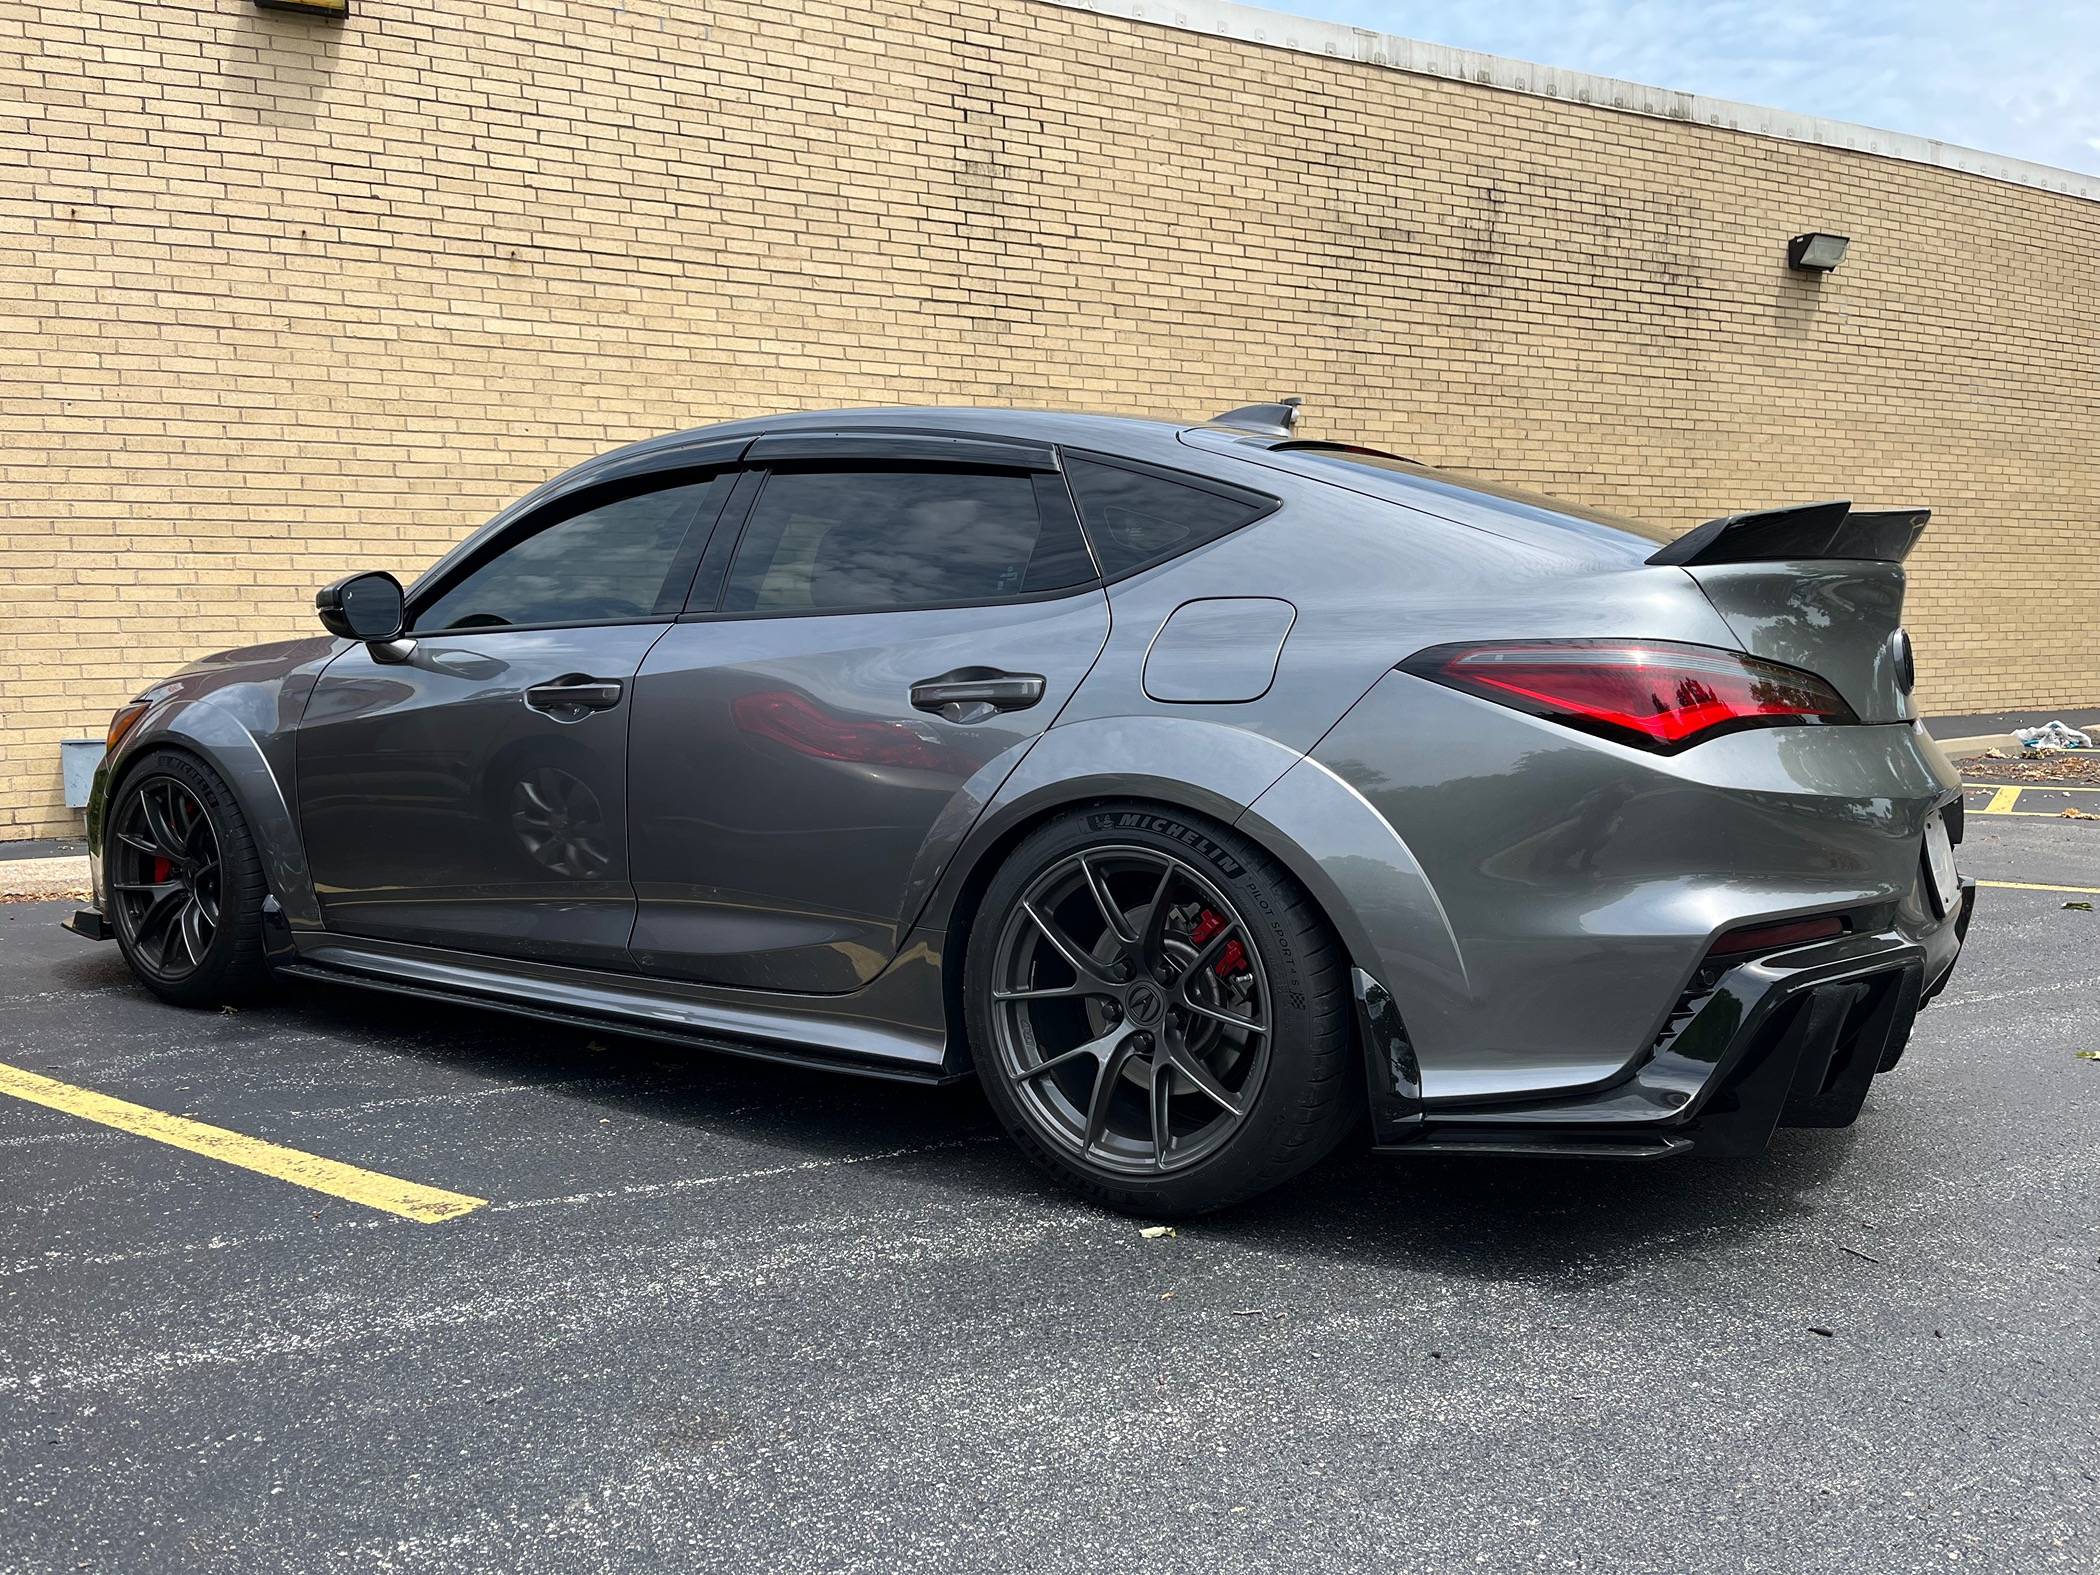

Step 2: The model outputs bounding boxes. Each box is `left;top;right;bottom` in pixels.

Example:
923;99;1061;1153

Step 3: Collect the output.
3;785;2097;1573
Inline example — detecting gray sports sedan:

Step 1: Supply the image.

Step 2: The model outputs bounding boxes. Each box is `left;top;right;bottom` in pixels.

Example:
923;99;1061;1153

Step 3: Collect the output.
67;402;1974;1214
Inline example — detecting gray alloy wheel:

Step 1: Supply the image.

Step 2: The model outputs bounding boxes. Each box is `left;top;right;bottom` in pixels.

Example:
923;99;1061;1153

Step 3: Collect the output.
108;750;274;1007
967;802;1358;1217
988;844;1272;1176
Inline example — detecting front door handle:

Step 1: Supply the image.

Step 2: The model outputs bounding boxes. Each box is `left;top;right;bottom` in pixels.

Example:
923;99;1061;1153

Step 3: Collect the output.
525;675;624;717
910;669;1046;722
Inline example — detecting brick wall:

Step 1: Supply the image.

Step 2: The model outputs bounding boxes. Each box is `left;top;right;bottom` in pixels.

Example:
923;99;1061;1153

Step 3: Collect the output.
3;0;2095;837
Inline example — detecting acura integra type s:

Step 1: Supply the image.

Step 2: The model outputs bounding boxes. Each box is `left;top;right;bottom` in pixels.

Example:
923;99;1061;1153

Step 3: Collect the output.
66;401;1975;1214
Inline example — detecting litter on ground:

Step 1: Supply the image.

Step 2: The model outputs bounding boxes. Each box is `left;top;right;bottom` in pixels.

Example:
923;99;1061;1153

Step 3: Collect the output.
2015;720;2095;753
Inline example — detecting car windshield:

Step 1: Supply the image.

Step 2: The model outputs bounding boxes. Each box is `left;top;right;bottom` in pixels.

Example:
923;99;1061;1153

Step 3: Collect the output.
1280;445;1681;547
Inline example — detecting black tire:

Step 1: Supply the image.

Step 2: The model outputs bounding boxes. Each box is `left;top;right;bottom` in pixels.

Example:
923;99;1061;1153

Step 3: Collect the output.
106;748;274;1008
964;800;1358;1217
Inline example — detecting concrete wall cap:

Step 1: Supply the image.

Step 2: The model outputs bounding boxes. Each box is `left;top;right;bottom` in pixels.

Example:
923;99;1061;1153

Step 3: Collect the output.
1042;0;2100;206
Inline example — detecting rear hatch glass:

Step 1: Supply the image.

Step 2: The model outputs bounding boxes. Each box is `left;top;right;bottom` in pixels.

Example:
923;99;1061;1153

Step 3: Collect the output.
1280;446;1678;550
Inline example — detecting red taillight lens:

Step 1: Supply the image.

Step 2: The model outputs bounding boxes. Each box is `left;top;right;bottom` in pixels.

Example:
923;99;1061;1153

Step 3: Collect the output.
1401;640;1857;753
1708;913;1848;956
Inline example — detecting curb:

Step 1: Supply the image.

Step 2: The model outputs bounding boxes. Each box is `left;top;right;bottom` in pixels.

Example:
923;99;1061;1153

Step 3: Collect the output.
0;854;90;900
1935;732;2025;758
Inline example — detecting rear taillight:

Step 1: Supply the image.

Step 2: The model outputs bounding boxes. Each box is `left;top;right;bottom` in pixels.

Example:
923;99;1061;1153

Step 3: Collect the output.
1401;639;1857;754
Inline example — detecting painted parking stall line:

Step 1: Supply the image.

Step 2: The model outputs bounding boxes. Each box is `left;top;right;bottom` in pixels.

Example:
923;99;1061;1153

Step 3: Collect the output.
1963;781;2100;819
1975;879;2100;896
0;1059;487;1224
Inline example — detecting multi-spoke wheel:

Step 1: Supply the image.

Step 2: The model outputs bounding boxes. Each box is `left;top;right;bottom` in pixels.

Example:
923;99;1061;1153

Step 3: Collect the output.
111;774;222;979
990;845;1271;1174
967;802;1357;1216
107;749;272;1006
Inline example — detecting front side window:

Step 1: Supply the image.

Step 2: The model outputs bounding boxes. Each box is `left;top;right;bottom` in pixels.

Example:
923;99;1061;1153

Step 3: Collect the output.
1062;457;1275;578
722;466;1091;615
415;475;730;632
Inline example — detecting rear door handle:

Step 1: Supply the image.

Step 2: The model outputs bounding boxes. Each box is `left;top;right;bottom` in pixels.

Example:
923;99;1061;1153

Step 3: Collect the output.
525;675;624;716
910;669;1046;721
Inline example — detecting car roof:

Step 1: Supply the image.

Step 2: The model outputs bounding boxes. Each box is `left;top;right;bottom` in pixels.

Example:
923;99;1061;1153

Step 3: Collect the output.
410;408;1244;601
456;406;1665;590
605;407;1667;558
605;405;1203;470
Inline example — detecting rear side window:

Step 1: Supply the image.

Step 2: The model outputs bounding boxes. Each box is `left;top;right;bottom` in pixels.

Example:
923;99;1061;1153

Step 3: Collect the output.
722;466;1093;614
1063;456;1275;579
416;475;729;631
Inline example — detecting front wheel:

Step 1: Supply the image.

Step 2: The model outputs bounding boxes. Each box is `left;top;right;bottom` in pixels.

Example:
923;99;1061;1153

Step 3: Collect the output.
107;749;274;1007
965;802;1358;1217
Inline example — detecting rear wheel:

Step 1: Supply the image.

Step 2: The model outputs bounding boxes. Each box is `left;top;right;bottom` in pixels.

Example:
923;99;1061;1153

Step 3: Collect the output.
108;749;272;1007
965;802;1357;1216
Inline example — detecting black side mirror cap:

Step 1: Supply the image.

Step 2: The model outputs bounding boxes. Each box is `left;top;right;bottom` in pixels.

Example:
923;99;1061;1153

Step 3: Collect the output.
316;571;406;643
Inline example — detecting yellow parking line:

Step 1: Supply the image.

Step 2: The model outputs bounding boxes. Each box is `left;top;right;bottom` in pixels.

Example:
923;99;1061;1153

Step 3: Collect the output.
1979;786;2023;815
1963;780;2100;793
0;1060;487;1223
1977;879;2100;896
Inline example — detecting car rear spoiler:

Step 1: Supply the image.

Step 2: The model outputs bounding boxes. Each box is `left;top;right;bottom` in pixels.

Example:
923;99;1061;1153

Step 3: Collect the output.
1646;500;1931;567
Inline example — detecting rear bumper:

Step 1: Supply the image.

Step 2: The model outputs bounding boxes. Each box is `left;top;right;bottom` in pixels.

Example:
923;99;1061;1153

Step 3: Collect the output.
1297;666;1972;1107
1919;879;1977;1006
1376;878;1974;1159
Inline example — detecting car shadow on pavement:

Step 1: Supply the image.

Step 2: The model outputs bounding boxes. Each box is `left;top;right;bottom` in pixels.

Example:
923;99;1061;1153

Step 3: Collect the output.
43;944;1859;1281
1210;1133;1863;1285
255;971;1004;1145
36;941;993;1148
304;978;1851;1284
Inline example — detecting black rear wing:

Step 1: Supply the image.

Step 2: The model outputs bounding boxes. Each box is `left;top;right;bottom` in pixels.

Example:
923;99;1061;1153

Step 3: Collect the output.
1647;500;1930;567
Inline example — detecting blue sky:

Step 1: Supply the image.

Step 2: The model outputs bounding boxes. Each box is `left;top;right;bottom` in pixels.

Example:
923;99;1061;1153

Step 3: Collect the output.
1256;0;2100;175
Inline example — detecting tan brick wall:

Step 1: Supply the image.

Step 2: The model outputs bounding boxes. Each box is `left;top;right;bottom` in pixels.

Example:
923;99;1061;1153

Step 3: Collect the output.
3;0;2095;838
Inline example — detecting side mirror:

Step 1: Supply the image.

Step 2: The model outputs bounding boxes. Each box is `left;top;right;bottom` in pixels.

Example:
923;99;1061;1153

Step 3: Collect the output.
316;571;406;643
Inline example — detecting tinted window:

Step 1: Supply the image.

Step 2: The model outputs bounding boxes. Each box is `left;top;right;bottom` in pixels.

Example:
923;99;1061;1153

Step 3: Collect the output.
1063;457;1273;578
416;476;728;631
723;467;1090;614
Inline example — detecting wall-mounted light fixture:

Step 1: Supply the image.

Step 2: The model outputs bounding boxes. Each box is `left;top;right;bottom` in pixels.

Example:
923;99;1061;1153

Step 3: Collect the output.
1787;232;1850;272
254;0;348;16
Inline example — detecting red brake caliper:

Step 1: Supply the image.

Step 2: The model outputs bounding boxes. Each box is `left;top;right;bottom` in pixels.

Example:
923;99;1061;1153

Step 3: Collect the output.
1188;908;1248;978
